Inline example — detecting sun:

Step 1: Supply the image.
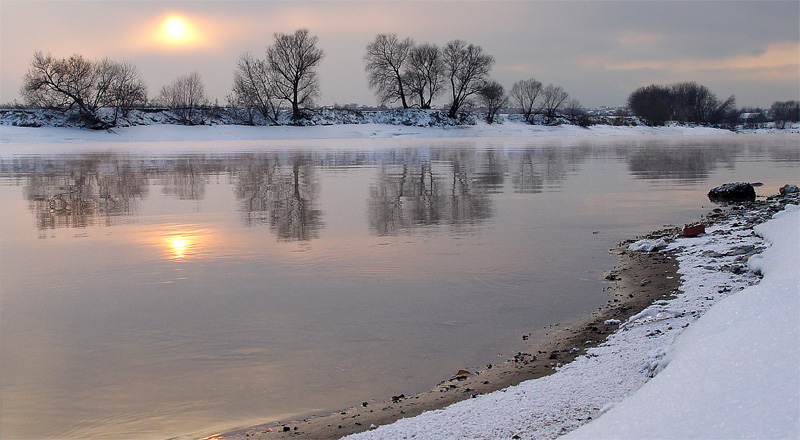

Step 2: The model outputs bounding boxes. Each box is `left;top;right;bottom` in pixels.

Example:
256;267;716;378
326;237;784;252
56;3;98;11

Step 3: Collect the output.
165;17;186;40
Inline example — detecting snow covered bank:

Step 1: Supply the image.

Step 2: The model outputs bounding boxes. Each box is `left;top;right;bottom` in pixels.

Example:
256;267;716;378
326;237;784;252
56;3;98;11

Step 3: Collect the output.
568;203;799;439
346;196;799;440
0;121;732;146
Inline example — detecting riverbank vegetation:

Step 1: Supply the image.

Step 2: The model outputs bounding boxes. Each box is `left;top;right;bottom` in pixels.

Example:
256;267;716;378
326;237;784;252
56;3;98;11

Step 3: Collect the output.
7;28;799;130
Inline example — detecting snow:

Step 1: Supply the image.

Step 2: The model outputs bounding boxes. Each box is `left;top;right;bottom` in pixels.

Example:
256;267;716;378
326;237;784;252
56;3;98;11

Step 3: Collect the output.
568;205;800;439
0;114;732;147
346;204;799;440
627;238;669;252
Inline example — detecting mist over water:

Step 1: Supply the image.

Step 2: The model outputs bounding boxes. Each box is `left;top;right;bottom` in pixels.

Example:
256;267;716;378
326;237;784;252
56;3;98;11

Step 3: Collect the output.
1;135;797;439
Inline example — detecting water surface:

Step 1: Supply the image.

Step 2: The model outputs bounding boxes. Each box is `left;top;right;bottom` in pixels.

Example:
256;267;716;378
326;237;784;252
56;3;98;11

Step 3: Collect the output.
1;134;797;439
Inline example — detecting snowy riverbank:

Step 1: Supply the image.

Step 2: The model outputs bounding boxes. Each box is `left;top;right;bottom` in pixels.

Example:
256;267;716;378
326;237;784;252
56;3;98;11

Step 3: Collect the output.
343;196;799;440
0;120;733;147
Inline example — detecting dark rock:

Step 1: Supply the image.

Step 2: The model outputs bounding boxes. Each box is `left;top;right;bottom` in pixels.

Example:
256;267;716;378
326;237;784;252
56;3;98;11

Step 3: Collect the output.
708;182;756;202
680;224;705;237
780;184;799;195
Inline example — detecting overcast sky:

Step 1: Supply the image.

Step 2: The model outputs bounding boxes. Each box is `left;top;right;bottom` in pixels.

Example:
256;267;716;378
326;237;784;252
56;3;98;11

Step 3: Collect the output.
1;0;798;108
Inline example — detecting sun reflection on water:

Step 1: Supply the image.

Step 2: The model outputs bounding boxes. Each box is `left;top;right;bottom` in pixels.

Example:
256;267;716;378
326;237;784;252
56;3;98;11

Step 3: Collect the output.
169;236;190;260
163;230;204;261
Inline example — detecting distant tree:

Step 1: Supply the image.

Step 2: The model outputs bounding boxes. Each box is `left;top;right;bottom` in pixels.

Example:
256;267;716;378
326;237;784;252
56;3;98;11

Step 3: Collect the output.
770;100;800;122
628;82;735;126
540;84;569;123
108;61;147;122
21;51;145;127
509;78;543;123
158;71;207;124
627;84;673;126
267;28;324;122
670;82;733;124
404;43;445;109
442;40;495;119
478;80;507;124
231;52;280;124
708;94;736;125
364;33;414;108
563;98;588;126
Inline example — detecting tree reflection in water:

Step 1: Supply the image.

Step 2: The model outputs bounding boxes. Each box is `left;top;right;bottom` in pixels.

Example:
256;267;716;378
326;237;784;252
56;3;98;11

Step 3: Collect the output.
20;155;149;230
4;140;759;242
626;145;741;182
234;152;323;241
367;151;496;236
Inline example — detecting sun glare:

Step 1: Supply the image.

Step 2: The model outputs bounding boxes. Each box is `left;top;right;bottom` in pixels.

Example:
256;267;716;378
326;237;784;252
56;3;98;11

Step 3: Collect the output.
166;17;186;39
158;15;197;46
169;236;191;260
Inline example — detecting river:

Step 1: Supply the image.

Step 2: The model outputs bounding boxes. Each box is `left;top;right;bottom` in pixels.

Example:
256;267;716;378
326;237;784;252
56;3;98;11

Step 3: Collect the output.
0;133;797;439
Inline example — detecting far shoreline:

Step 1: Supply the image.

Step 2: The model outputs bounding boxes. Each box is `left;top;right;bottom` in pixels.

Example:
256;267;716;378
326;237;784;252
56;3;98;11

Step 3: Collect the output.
0;121;777;149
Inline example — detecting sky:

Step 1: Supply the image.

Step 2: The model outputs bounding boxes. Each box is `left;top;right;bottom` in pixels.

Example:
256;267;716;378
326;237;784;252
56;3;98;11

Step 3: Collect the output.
1;0;798;109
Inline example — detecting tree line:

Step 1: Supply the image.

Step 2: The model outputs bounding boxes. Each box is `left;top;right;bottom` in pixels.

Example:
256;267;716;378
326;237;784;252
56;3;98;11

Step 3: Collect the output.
361;33;582;124
17;28;799;128
627;82;736;126
627;82;799;127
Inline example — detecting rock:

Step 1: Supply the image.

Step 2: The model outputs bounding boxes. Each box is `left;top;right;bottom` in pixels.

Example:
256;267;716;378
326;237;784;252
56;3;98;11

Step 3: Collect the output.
707;182;756;202
780;184;799;195
680;224;705;237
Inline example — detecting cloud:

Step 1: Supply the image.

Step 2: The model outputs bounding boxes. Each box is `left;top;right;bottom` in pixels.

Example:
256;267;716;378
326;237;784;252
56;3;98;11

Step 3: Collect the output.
604;41;799;76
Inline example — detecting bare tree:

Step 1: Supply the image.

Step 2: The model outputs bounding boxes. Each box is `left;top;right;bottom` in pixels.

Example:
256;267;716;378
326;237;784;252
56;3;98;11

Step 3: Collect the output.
628;82;735;126
267;28;324;122
442;40;495;119
509;78;543;123
404;43;445;109
108;61;147;123
627;84;673;126
540;84;569;123
478;80;507;124
21;52;147;128
21;52;114;127
364;33;414;108
563;98;588;126
671;82;735;124
231;52;281;124
771;100;800;122
158;71;208;124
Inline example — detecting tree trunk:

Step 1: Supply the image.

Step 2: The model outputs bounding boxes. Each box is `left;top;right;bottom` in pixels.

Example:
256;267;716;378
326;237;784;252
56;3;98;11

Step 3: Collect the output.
448;102;459;119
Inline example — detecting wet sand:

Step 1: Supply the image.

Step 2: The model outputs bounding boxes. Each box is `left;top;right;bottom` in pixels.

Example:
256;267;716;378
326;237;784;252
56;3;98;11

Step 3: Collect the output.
211;233;682;440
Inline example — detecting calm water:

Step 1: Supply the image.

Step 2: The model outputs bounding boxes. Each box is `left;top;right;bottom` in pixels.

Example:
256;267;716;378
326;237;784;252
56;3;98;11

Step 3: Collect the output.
1;134;797;439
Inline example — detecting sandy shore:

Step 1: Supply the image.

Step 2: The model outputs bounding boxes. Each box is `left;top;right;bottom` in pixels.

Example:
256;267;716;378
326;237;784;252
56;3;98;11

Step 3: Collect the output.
211;236;682;440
